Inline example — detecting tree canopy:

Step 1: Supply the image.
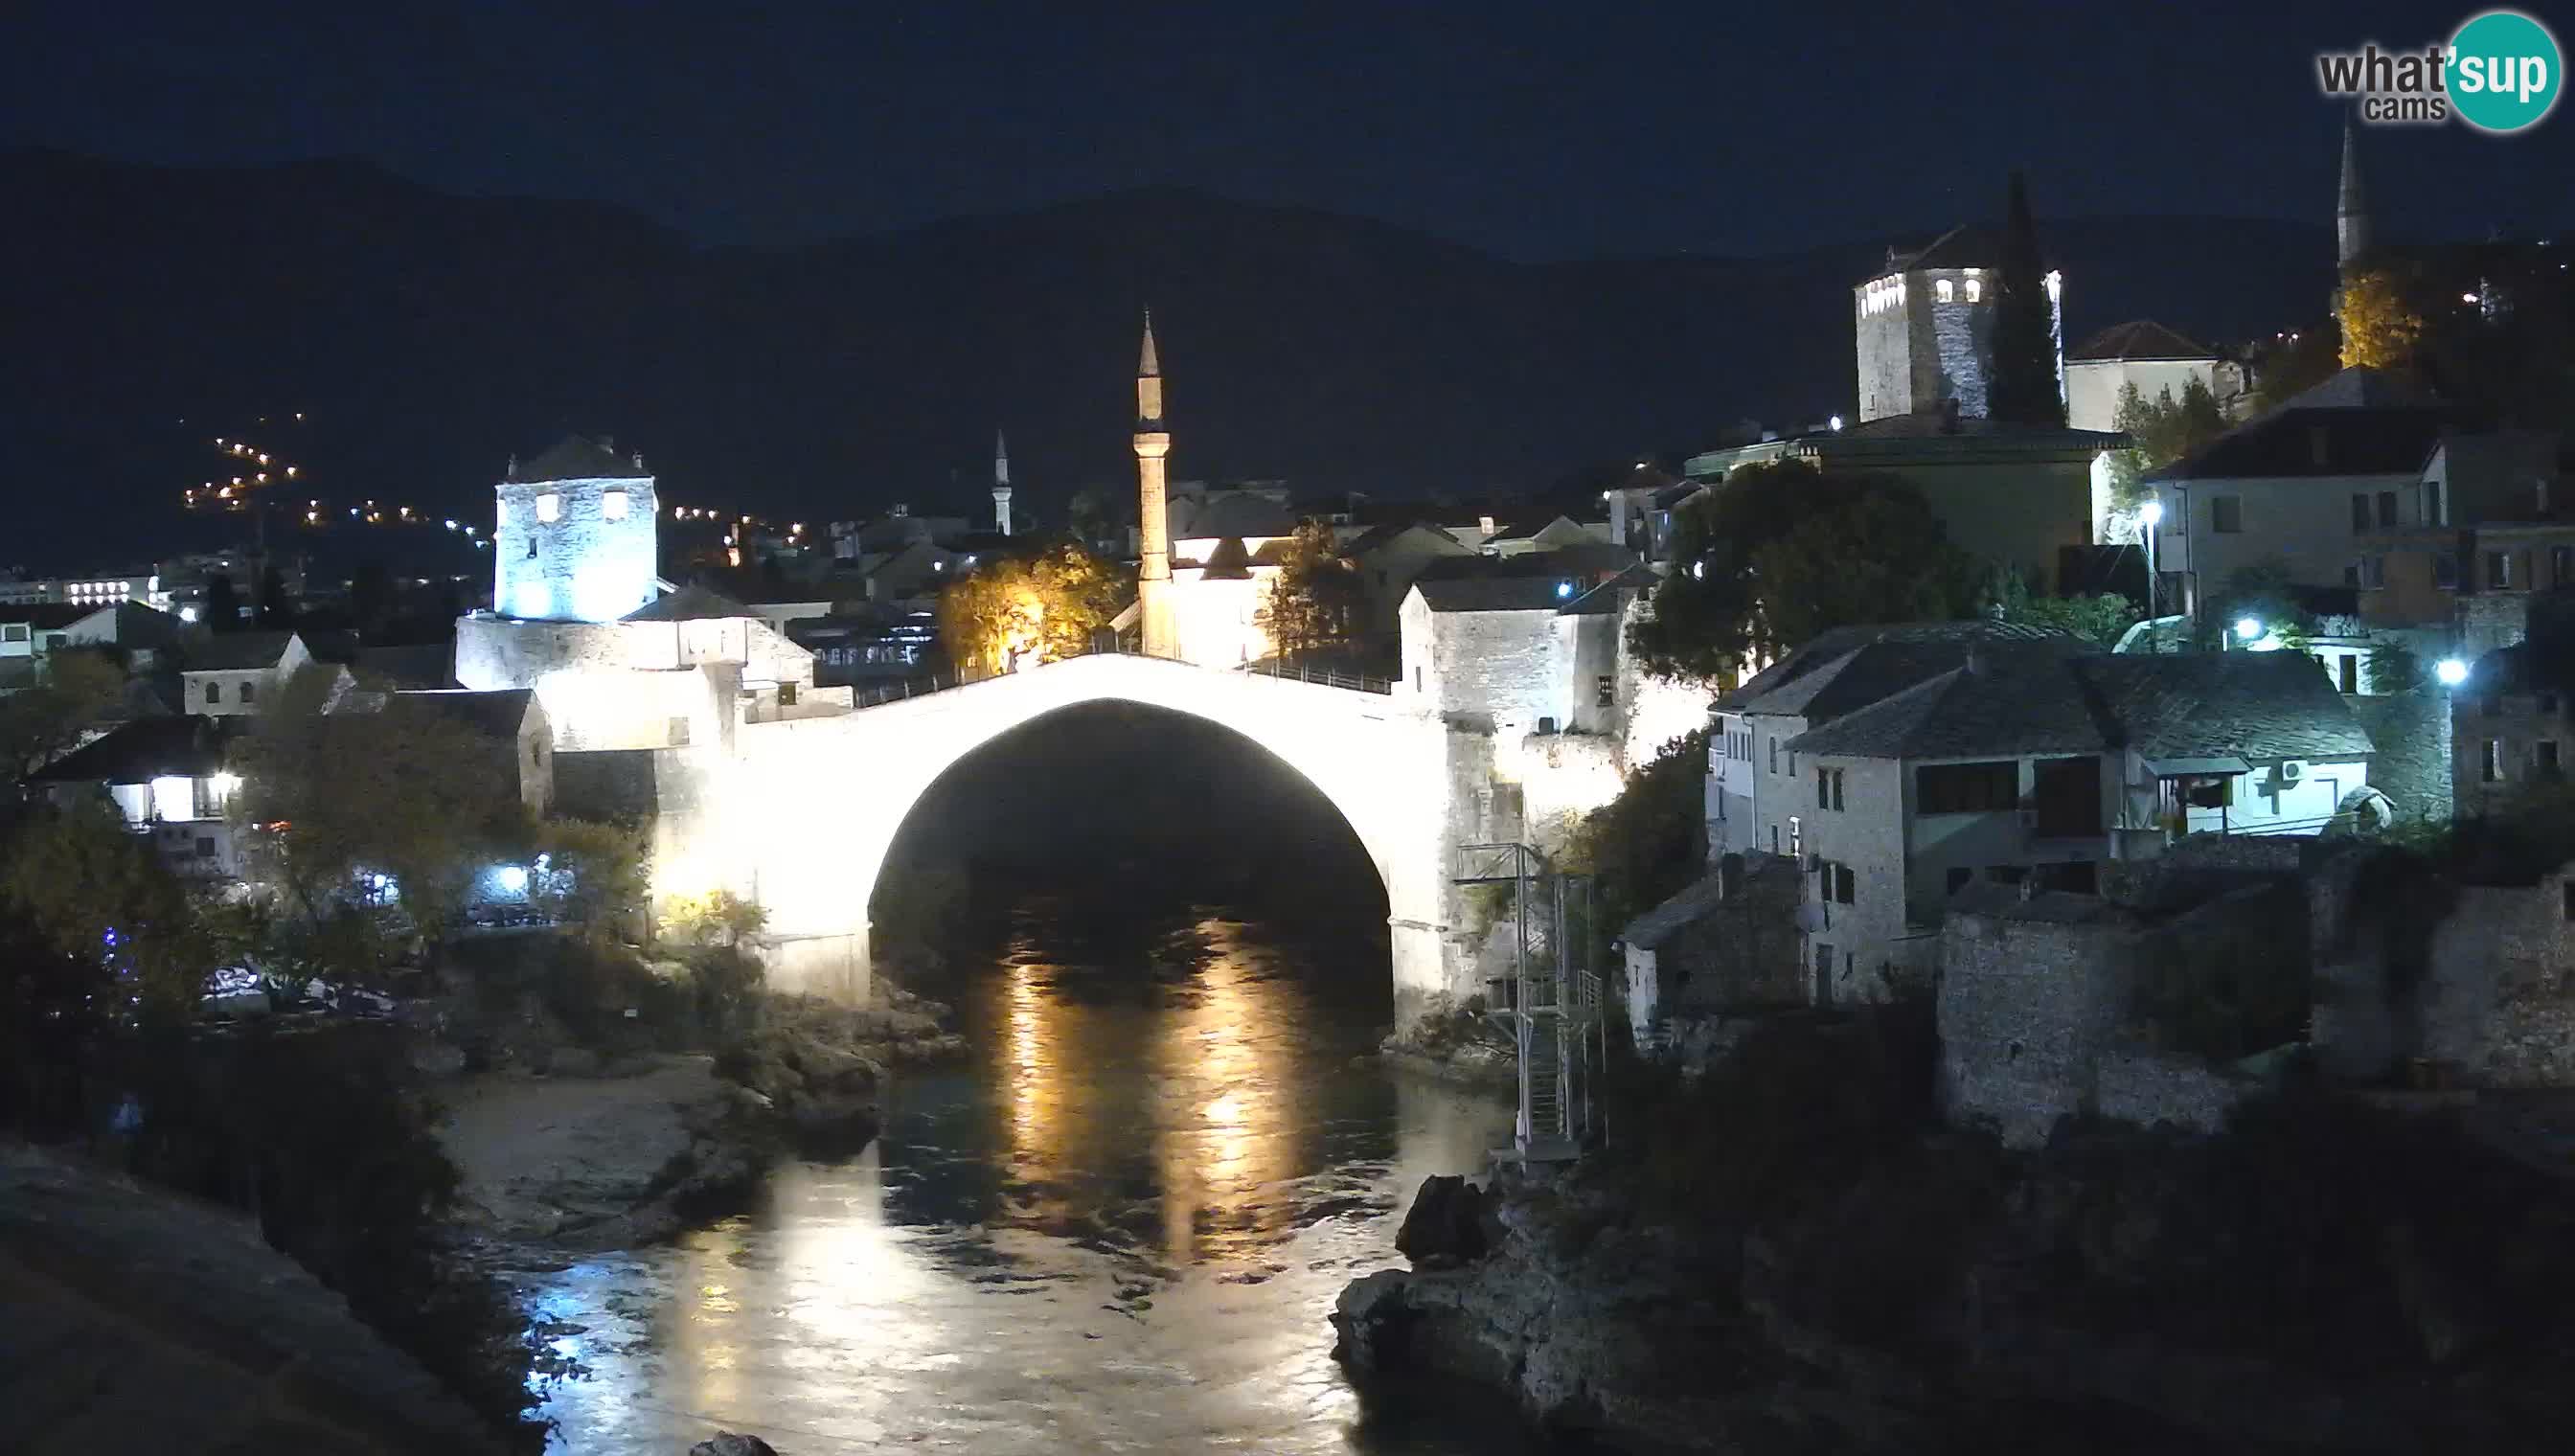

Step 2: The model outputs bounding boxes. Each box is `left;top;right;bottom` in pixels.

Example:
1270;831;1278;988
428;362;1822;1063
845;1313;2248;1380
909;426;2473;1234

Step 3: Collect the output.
2338;264;2427;372
234;665;526;943
2103;376;2228;512
0;648;125;795
1985;566;2141;648
936;540;1126;678
1254;520;1364;664
1629;462;1977;682
1;795;252;1023
1986;171;2065;426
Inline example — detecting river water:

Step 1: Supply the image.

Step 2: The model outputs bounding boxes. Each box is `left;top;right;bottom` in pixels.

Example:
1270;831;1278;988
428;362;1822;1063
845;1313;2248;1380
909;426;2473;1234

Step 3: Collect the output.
525;897;1544;1455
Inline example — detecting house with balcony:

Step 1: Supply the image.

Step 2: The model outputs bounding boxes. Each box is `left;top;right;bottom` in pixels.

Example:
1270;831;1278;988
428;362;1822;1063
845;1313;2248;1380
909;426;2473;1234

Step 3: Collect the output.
30;716;245;877
1777;649;2374;1005
1707;620;2096;866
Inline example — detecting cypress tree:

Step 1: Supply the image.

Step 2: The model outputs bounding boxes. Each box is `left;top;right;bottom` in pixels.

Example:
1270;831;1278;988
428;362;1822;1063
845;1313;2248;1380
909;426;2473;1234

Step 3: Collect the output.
1987;171;2065;425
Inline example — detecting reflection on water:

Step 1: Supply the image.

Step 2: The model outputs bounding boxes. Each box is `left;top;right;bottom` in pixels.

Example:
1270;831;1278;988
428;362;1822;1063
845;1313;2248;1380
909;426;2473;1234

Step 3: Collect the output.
528;899;1531;1455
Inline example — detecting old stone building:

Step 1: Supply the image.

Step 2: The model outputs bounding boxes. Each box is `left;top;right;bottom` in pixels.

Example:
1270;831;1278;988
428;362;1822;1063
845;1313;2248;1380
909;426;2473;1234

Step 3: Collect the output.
492;435;659;625
1852;225;2062;425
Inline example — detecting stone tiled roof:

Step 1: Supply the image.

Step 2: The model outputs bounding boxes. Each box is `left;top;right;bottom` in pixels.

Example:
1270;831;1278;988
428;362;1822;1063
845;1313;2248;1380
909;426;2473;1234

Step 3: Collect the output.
1880;224;2005;276
1414;543;1638;584
1719;620;2086;716
623;584;753;622
514;435;648;483
1558;562;1659;617
1786;649;2373;762
2069;320;2216;362
1621;872;1732;950
1413;576;1572;613
33;715;234;785
381;688;537;741
180;629;300;673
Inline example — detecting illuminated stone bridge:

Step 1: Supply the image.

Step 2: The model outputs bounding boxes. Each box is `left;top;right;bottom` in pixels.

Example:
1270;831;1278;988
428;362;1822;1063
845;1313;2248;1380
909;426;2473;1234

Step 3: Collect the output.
699;652;1486;1027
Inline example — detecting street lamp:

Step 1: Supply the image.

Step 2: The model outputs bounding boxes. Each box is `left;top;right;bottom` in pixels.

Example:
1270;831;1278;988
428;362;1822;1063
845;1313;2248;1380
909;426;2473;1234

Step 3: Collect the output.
2138;499;2163;649
2435;657;2470;687
2234;616;2265;644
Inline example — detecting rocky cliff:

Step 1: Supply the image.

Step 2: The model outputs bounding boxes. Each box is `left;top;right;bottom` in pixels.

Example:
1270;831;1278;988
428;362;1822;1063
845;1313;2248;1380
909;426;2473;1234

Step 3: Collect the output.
1336;1097;2575;1453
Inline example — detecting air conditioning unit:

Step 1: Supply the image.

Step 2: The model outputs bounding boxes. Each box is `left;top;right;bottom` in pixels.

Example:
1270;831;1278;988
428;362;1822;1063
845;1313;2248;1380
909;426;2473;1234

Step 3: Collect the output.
2278;760;2305;785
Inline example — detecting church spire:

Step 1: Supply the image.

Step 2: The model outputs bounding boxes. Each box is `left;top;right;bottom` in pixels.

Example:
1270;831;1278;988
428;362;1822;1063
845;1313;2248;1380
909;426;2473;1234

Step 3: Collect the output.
2336;119;2371;271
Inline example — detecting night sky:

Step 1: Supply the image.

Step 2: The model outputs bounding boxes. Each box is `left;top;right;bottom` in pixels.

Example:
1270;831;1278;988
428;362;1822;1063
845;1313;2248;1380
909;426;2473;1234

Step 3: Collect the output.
5;1;2568;259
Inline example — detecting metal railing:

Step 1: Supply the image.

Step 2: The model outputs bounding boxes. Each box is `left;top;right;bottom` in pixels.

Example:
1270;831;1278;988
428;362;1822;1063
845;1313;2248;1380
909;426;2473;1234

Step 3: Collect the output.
1236;658;1395;694
836;644;1394;713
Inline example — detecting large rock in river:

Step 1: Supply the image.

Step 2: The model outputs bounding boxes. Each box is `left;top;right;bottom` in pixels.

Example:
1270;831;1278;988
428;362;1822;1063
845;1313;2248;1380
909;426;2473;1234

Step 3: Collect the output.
1394;1172;1491;1268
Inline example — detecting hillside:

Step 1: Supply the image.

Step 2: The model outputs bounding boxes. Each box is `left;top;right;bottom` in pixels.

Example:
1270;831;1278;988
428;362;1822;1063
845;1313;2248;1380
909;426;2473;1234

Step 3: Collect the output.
0;149;2334;561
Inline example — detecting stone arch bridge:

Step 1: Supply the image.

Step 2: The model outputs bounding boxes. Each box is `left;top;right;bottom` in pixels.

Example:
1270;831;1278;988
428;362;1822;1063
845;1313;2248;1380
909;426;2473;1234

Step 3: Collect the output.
690;653;1482;1027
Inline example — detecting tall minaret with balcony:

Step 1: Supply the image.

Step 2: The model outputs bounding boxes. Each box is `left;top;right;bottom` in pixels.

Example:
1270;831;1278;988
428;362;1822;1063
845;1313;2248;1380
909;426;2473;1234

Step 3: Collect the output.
2336;119;2372;275
991;428;1014;536
1133;311;1177;659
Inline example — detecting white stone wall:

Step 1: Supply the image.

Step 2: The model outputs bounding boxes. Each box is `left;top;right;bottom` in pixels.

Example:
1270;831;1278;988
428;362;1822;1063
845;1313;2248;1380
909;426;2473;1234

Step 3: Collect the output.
2150;470;2425;600
493;474;659;623
1167;571;1275;668
720;654;1480;1025
1797;755;1922;1001
2064;357;2217;434
2422;876;2575;1086
1409;603;1566;735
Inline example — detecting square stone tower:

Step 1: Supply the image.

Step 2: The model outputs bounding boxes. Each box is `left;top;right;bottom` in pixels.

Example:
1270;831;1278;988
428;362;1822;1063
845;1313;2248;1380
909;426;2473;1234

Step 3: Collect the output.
494;435;659;623
1853;226;2062;424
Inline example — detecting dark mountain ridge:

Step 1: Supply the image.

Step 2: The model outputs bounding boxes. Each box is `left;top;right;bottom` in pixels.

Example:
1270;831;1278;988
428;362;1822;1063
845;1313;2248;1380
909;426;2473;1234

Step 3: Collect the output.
0;149;2336;563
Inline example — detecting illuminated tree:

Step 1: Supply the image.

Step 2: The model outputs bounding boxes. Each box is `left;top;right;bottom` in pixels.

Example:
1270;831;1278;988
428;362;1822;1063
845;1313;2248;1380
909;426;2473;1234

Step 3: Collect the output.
2103;377;2228;509
935;541;1125;677
658;888;767;947
2338;265;2426;370
1984;566;2140;648
0;796;253;1022
1254;520;1363;664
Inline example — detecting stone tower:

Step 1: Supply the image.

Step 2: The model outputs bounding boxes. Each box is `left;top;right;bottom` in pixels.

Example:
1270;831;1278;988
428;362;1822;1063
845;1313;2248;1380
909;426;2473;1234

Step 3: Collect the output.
2336;119;2372;273
492;434;658;623
1851;227;2062;424
1133;311;1177;659
991;428;1014;536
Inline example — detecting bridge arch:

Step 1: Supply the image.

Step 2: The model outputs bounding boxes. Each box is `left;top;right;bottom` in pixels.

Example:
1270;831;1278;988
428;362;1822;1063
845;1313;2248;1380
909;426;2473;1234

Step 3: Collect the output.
712;655;1467;1026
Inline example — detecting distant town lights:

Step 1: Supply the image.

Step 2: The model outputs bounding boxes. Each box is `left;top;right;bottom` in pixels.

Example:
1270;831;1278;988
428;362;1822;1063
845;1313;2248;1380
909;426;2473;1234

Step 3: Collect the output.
2435;657;2471;687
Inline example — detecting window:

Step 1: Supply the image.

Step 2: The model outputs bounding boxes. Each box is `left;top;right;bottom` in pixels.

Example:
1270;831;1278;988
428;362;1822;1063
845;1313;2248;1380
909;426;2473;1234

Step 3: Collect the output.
1834;863;1856;904
2339;654;2359;694
778;681;798;707
526;537;538;559
2541;740;2562;775
2564;880;2575;922
2351;493;2372;532
1936;279;1954;303
1965;278;1982;303
1596;674;1615;708
669;715;692;747
1770;825;1779;853
2435;552;2460;589
1813;944;1834;1004
204;681;221;704
1916;761;2018;814
1789;816;1803;859
239;681;255;704
603;489;629;521
2210;495;2243;534
2483;739;2503;784
2489;551;2514;589
2183;776;2234;808
1817;767;1831;808
2555;547;2574;587
0;624;23;643
1768;739;1778;774
536;492;562;523
2377;491;2398;527
2426;480;2444;524
194;836;216;858
1946;866;1973;895
1831;768;1845;810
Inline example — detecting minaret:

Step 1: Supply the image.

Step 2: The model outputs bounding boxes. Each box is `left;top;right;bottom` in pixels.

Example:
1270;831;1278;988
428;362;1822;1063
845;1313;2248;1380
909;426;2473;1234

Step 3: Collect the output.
2336;120;2371;273
991;428;1014;536
1133;310;1178;659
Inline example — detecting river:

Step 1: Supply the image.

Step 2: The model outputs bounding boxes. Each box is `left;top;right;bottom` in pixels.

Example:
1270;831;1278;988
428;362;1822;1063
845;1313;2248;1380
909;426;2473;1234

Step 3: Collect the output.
523;895;1548;1454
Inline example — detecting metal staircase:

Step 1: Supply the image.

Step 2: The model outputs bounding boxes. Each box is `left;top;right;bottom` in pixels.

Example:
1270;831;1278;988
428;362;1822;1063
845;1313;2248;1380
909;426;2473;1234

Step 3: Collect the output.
1456;843;1605;1162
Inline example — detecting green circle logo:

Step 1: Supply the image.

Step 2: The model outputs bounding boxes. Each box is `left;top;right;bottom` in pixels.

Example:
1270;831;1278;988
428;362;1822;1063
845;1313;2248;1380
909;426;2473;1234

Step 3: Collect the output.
2450;10;2562;132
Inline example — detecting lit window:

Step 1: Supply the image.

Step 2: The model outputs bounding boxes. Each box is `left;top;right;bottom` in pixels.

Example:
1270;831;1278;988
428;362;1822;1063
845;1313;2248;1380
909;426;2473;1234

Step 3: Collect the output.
1936;279;1955;303
603;489;629;521
536;492;561;523
1965;279;1983;303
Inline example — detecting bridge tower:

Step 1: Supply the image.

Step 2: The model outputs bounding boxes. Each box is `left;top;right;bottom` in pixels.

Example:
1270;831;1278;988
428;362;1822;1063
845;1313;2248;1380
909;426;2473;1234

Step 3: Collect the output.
1133;310;1179;659
991;428;1014;536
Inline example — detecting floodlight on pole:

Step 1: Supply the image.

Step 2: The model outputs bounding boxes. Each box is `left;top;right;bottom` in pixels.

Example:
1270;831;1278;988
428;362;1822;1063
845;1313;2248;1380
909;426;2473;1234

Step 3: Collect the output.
2435;657;2470;687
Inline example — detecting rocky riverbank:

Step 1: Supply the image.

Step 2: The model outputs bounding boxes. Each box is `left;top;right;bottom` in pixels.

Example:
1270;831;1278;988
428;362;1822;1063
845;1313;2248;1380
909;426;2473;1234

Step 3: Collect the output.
1378;994;1517;1089
1334;1025;2575;1452
433;983;965;1257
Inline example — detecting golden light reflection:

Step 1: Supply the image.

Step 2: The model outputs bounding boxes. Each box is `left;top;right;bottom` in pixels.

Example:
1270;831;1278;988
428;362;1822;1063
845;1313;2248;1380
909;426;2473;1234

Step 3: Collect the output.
1151;919;1301;1263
